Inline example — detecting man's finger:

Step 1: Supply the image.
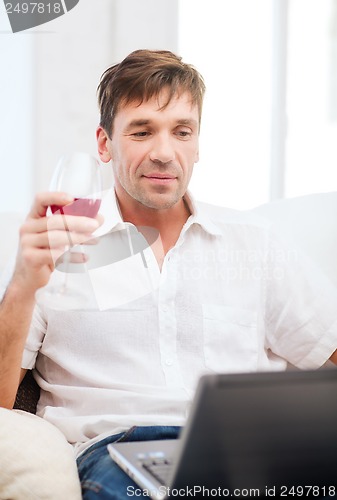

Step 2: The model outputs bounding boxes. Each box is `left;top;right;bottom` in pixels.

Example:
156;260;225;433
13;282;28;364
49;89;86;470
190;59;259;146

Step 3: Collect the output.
29;192;74;219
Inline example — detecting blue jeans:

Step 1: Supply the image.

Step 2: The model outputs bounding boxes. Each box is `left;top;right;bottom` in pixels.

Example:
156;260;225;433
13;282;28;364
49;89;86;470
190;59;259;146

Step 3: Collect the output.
77;426;181;499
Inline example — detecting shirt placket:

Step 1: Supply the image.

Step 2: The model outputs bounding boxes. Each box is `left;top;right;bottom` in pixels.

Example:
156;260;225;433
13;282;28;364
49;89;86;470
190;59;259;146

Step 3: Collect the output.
157;249;184;388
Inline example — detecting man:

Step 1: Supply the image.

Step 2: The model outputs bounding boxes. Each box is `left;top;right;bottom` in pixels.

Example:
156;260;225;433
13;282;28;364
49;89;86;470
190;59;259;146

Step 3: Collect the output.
1;49;337;499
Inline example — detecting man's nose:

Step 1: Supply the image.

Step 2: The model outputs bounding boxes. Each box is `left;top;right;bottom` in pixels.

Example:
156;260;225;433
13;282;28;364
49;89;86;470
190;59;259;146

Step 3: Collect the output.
149;134;175;164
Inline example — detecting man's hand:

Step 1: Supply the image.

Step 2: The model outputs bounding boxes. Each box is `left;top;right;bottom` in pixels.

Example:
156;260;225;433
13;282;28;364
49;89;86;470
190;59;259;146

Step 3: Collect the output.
12;192;101;295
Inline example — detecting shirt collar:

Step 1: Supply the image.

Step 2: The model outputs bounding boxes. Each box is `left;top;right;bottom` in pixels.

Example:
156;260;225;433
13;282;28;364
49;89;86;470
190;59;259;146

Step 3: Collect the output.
183;191;223;237
95;187;124;236
97;187;222;237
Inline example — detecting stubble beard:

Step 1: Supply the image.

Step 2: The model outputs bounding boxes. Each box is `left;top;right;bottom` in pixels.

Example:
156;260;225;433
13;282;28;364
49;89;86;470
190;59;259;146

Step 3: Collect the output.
116;162;188;211
129;183;183;210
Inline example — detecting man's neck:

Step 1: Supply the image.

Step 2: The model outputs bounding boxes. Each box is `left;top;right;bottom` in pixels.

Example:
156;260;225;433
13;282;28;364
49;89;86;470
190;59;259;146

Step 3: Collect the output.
116;192;191;257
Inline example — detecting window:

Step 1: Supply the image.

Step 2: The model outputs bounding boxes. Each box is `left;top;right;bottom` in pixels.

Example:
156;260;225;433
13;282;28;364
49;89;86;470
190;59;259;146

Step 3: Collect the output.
179;0;273;208
285;0;337;197
179;0;337;208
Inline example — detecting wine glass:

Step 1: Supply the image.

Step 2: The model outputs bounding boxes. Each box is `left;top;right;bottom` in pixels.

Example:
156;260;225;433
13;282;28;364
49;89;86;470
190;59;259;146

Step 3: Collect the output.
35;152;102;310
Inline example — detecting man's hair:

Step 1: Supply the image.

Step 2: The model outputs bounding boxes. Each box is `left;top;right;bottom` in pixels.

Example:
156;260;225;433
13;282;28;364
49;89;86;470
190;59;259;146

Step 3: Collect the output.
97;49;206;138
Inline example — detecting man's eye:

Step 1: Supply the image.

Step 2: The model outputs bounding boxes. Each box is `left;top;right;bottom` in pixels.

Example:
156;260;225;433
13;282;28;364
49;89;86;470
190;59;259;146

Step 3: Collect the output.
132;131;149;137
176;130;192;138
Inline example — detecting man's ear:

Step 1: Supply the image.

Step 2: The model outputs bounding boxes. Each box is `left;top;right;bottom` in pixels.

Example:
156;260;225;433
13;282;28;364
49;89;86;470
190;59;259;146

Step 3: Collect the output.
96;126;112;163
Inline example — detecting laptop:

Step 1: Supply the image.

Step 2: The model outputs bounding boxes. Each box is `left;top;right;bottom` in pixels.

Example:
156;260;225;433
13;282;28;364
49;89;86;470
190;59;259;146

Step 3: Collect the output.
108;369;337;499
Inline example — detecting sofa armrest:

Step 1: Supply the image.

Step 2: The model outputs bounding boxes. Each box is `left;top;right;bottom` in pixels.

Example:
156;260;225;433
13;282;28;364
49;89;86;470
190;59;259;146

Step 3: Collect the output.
0;408;82;499
14;370;40;414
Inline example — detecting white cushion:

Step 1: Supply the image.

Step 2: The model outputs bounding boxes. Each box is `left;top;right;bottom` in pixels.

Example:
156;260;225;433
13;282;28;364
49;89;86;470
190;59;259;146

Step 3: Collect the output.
0;409;81;499
251;191;337;287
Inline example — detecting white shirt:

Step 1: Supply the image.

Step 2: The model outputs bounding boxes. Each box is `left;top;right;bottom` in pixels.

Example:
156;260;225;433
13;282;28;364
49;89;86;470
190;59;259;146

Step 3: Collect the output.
18;189;337;456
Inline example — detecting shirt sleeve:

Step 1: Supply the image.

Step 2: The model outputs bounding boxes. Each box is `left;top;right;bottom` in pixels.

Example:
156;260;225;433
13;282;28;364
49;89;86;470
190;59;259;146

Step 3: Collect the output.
264;229;337;368
0;258;47;369
21;304;47;369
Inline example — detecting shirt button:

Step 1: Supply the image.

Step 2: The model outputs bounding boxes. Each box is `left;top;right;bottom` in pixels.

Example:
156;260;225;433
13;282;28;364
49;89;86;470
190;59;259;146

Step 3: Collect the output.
165;359;173;366
161;305;168;313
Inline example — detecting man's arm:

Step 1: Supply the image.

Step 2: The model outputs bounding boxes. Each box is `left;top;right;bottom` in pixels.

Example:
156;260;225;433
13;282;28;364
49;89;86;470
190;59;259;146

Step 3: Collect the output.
0;192;100;409
0;283;34;408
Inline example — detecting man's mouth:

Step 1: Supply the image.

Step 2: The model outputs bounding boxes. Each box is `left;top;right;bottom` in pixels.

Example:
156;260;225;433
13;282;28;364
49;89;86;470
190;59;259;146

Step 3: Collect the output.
142;173;177;184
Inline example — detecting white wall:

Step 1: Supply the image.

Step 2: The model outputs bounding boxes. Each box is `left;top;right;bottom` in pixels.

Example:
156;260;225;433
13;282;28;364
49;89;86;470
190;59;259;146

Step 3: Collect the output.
112;0;178;61
0;0;178;213
32;0;116;194
0;3;34;213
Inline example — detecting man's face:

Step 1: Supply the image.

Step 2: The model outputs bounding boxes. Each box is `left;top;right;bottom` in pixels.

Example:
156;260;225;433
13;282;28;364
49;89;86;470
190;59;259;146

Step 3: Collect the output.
97;90;200;211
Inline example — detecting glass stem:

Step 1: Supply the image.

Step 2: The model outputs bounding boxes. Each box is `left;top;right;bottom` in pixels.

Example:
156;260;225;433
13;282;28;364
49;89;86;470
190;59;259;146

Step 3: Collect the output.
60;212;73;293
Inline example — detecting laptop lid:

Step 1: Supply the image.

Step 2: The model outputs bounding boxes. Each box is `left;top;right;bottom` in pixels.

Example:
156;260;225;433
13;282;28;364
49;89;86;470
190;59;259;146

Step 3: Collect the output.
109;368;337;496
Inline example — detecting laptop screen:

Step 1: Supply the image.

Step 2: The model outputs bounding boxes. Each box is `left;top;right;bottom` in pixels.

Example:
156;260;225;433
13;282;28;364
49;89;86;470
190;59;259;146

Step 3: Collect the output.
171;369;337;491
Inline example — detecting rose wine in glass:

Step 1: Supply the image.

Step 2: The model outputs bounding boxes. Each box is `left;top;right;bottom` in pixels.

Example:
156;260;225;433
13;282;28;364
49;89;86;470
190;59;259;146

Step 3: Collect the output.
50;198;101;218
35;152;102;310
